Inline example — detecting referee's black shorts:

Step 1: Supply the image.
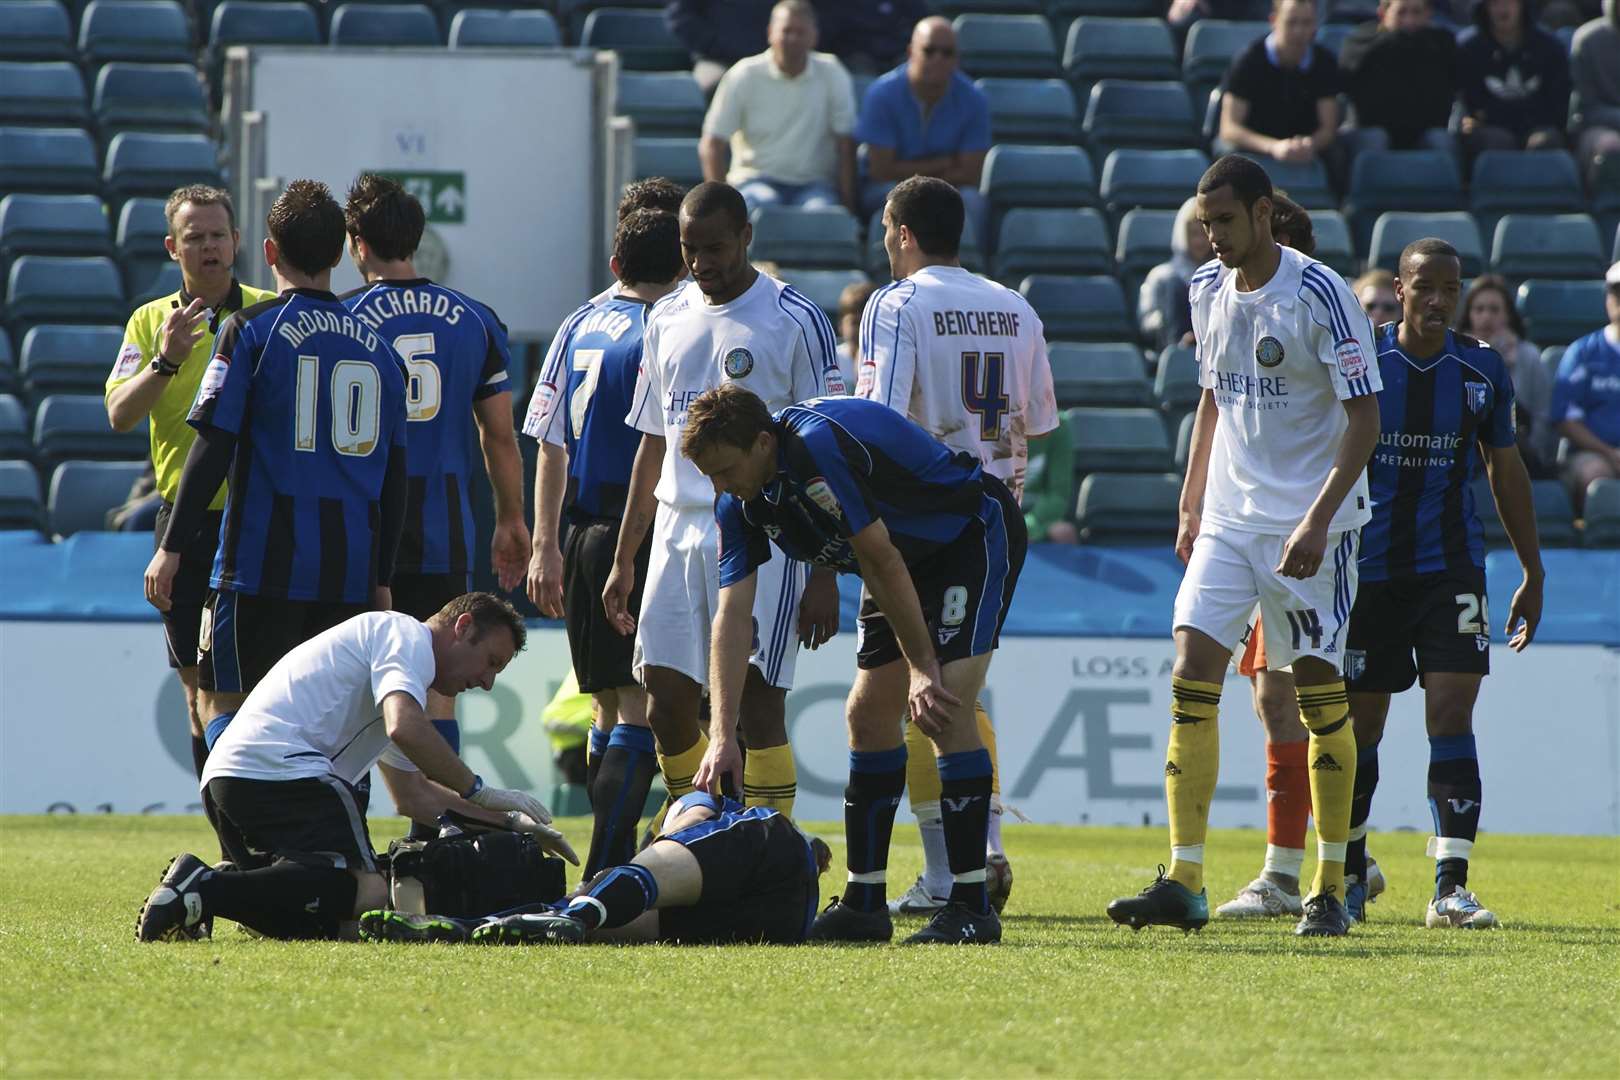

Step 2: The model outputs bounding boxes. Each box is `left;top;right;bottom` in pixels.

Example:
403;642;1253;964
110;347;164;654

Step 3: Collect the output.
563;515;651;693
155;502;222;670
656;806;819;945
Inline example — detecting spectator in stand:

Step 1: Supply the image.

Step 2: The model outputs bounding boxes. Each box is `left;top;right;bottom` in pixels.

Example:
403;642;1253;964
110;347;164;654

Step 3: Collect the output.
1139;196;1212;351
1023;419;1077;545
700;0;858;213
1457;0;1572;156
1549;262;1620;511
666;0;772;97
1269;191;1316;255
1340;0;1459;154
814;0;929;75
1216;1;1342;174
1571;0;1620;183
1168;0;1272;48
854;17;992;242
834;278;874;387
1460;274;1556;475
1352;267;1401;325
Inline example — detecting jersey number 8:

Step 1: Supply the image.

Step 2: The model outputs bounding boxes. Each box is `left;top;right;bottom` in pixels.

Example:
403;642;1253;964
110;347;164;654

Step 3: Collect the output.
294;356;382;457
960;351;1010;440
393;333;442;422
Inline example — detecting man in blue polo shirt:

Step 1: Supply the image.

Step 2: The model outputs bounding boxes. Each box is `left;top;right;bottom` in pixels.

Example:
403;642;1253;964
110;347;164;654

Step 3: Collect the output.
1550;261;1620;513
854;16;991;247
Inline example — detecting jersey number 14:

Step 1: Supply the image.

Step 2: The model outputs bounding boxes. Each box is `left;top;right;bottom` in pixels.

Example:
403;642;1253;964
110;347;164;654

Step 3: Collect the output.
961;351;1010;440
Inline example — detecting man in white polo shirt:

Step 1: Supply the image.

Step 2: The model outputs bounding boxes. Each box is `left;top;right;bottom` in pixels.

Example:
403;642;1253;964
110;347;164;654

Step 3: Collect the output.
699;0;858;213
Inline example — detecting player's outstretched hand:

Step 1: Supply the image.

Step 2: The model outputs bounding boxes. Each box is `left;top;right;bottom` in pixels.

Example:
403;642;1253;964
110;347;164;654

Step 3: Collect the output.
144;549;181;612
528;543;564;619
469;783;552;826
157;296;209;366
1506;573;1543;652
506;811;580;865
1276;519;1328;580
908;660;960;737
490;518;532;593
1175;509;1200;565
693;737;743;799
602;561;637;636
797;570;840;649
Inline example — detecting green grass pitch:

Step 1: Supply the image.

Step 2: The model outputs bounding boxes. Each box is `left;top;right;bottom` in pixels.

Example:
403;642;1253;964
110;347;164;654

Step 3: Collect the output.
3;815;1616;1078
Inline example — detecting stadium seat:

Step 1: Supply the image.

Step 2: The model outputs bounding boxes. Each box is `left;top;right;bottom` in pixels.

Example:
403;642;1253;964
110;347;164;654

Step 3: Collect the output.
0;61;88;125
79;1;193;64
749;206;860;270
980;143;1098;210
774;267;867;320
19;324;121;398
124;258;180;308
1309;209;1357;278
449;8;561;48
1154;343;1201;415
1018;274;1132;341
1074;470;1180;544
0;1;75;62
32;393;147;467
1531;479;1576;547
1173;408;1195;471
1315;22;1353;58
1061;17;1179;85
0;333;15;396
992;207;1110;282
93;63;210;133
1593;155;1620;229
4;256;125;331
211;1;322;49
103;132;222;198
1083;80;1197;155
329;4;442;46
1584;478;1620;548
1113;208;1176;280
47;458;144;536
579;8;688;71
0;458;44;530
1344;151;1464;252
1047;342;1150;407
1516;279;1607;347
1367;211;1485;277
616;71;706;137
1469;150;1586;220
1099;148;1209;219
866;210;985;280
953;14;1060;79
1239;154;1335;210
975;78;1078;143
1490;214;1607;281
1064;405;1174;476
0;126;99;193
115;197;168;261
0;394;30;459
1540;344;1564;378
0;194;111;261
631;135;701;185
1182;19;1268;95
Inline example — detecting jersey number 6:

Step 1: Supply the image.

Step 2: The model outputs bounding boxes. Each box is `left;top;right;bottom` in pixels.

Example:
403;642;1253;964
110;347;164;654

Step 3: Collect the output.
961;351;1010;440
393;332;442;422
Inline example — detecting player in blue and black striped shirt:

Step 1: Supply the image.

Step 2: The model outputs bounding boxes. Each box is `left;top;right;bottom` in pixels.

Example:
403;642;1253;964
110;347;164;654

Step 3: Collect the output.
1343;238;1545;929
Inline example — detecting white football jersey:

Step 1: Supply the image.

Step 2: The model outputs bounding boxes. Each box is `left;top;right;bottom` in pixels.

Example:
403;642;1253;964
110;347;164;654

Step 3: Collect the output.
1190;244;1381;535
626;271;843;507
854;265;1057;499
200;612;434;787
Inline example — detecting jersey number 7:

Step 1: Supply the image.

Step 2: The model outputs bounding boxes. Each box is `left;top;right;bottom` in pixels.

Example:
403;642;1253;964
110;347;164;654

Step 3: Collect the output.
961;351;1009;440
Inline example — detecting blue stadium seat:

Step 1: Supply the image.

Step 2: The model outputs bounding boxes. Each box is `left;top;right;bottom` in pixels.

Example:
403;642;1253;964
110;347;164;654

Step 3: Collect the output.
329;4;442;46
0;394;31;458
866;210;985;280
579;8;688;71
1531;478;1576;547
774;267;868;320
1584;478;1620;548
616;70;706;137
48;459;145;535
0;194;111;261
1309;209;1357;278
1018;274;1132;341
975;77;1078;143
1154;343;1201;415
1065;405;1174;476
1062;17;1179;85
1368;211;1484;277
1048;341;1150;407
993;207;1110;282
1182;19;1268;93
115;197;168;260
0;126;99;193
1083;80;1197;154
32;393;147;467
1113;207;1176;280
79;1;193;64
211;1;321;48
20;324;121;397
1594;155;1620;232
1345;150;1463;252
1315;22;1353;58
1489;214;1607;281
124;258;180;308
0;2;75;62
0;333;15;396
954;14;1060;79
0;61;88;125
1516;279;1607;347
1074;470;1180;544
93;63;210;133
449;8;561;48
1469;150;1586;219
980;144;1098;209
4;256;125;330
1239;154;1335;209
1099;148;1209;219
103;132;222;198
631;135;701;185
0;458;45;530
749;206;860;270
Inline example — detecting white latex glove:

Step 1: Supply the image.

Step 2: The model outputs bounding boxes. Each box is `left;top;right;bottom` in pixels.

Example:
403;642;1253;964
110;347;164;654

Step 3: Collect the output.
468;783;552;825
507;811;580;866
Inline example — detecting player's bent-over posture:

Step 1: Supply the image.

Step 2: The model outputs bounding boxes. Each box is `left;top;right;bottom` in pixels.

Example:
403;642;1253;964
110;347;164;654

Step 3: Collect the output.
136;593;571;942
1342;238;1544;929
682;385;1028;945
1106;155;1381;938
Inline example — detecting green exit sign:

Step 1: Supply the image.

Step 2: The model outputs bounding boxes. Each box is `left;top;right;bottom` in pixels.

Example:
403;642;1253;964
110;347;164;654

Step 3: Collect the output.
378;170;466;224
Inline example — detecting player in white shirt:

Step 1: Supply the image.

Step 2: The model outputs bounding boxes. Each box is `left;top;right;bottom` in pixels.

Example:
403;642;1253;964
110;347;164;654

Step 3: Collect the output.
136;593;573;943
604;182;843;819
855;176;1058;918
1105;156;1381;939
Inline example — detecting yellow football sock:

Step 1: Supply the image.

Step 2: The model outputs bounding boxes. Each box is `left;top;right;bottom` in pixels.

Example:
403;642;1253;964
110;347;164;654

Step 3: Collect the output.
905;719;941;809
1297;681;1356;901
743;742;797;818
656;730;709;801
1166;676;1222;892
975;700;1000;797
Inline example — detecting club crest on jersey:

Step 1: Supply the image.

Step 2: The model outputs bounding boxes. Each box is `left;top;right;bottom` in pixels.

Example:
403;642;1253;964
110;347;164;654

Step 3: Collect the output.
1344;649;1366;681
723;347;754;378
1255;335;1285;368
1335;339;1368;379
1465;381;1489;416
804;477;841;518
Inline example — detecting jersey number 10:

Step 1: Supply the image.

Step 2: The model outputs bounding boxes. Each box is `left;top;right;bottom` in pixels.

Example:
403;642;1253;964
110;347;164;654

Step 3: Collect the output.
961;351;1010;440
294;356;382;457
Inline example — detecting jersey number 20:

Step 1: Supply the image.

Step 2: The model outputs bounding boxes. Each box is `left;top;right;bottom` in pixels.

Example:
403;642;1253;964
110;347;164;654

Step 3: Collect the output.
961;351;1010;440
294;356;381;457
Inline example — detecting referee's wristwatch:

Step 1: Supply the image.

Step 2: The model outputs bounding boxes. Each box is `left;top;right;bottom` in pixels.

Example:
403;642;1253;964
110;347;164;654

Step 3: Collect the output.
150;354;182;377
461;774;485;800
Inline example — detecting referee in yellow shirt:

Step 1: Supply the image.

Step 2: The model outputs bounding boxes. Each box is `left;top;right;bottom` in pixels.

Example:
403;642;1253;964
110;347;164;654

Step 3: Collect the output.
104;185;275;779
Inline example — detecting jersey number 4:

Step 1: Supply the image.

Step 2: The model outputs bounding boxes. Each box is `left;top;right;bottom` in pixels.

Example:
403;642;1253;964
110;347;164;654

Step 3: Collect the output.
961;351;1009;440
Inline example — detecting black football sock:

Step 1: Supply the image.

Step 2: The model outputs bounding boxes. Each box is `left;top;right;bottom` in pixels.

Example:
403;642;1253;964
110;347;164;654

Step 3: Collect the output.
189;734;209;780
842;747;907;913
564;863;659;930
939;749;993;915
586;726;611;807
1346;741;1379;881
1428;734;1481;897
585;723;659;878
196;860;359;940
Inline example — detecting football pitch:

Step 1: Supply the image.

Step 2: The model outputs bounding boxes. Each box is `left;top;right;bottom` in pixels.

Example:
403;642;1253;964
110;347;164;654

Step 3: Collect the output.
3;816;1616;1079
